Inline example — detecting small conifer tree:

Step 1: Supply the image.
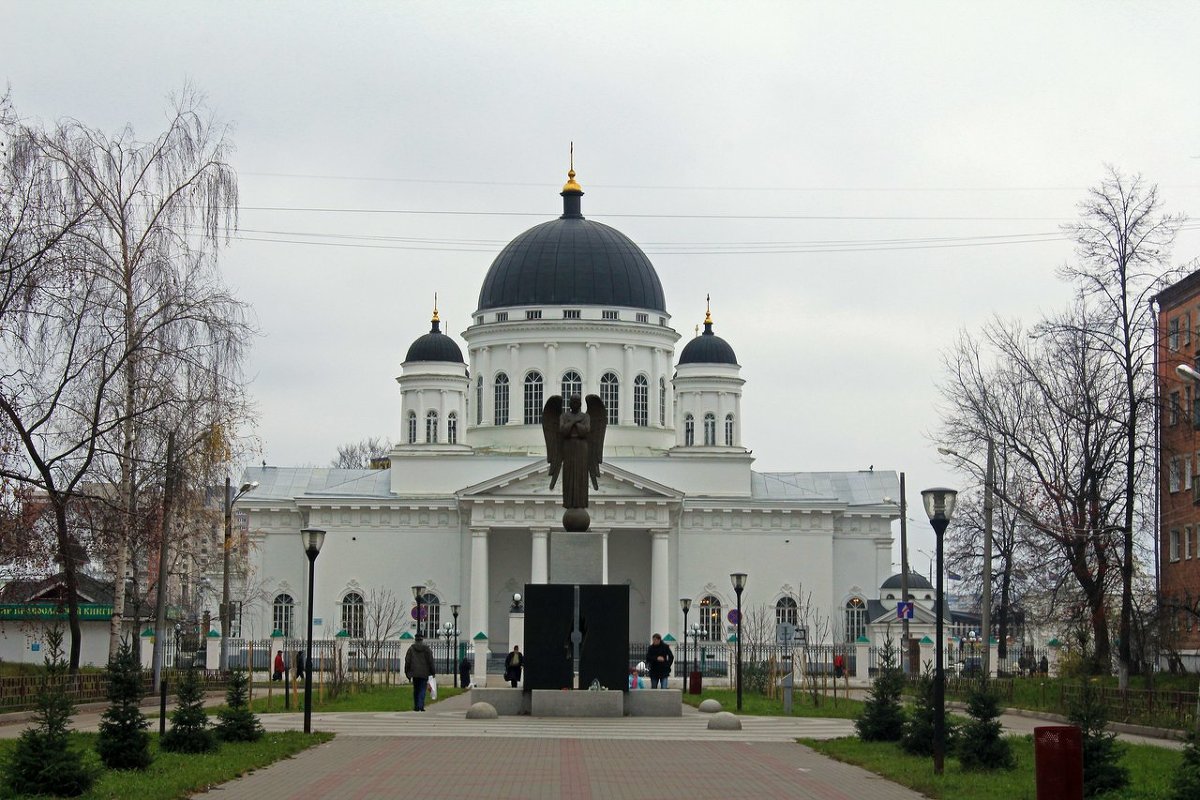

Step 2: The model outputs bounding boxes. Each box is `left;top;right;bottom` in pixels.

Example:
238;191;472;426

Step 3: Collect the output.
855;635;906;741
1067;677;1129;797
215;668;264;742
160;666;217;753
956;679;1014;770
900;668;957;755
1170;731;1200;800
97;640;152;769
4;627;96;797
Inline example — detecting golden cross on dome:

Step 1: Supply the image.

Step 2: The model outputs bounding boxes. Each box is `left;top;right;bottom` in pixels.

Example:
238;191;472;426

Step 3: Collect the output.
704;294;712;325
432;292;439;323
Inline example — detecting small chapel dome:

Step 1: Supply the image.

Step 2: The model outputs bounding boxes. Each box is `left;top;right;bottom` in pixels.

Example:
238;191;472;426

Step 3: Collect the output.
880;571;934;591
678;303;738;366
405;307;464;363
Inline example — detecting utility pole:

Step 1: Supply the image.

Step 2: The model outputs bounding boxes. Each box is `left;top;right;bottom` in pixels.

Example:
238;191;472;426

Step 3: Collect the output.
981;439;995;677
899;472;911;672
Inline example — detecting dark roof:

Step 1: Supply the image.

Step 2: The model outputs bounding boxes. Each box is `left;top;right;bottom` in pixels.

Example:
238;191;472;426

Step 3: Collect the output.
0;572;114;604
475;187;666;313
678;320;738;365
880;571;934;591
405;318;464;363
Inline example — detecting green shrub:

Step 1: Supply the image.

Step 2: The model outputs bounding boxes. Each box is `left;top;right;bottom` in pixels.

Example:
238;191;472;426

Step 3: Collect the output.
215;668;264;742
856;636;905;741
956;679;1015;770
160;667;216;753
96;640;152;769
1067;677;1129;797
1171;731;1200;800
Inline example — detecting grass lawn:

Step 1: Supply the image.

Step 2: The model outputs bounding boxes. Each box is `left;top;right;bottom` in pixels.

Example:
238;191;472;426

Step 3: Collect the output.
231;683;465;714
803;736;1181;800
0;730;332;800
683;687;864;719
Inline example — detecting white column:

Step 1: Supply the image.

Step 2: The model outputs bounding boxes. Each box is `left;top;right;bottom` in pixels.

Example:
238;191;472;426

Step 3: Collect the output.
592;528;609;584
545;343;558;397
479;347;492;426
665;351;675;428
586;343;599;395
439;389;447;442
508;344;521;424
734;394;742;446
620;345;635;425
650;529;670;637
531;528;549;584
470;527;490;640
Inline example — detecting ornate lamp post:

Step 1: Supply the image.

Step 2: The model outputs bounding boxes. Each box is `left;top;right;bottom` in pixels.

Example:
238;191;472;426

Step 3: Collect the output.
301;527;326;734
921;486;957;775
690;624;701;674
680;598;691;693
221;478;257;671
451;603;461;687
443;622;454;678
730;572;747;711
412;585;426;639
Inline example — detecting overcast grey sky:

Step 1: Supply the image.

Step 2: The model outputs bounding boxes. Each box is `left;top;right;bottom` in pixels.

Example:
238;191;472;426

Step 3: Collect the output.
5;1;1199;572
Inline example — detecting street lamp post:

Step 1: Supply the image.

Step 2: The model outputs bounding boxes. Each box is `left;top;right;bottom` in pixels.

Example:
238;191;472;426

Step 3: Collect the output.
443;622;454;678
451;604;461;687
939;443;996;674
412;585;426;639
680;598;691;693
921;487;958;776
730;572;747;711
301;527;326;734
221;478;258;672
691;624;701;674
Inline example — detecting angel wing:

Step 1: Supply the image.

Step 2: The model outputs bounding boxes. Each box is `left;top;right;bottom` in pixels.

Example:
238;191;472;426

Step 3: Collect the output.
585;394;606;490
542;395;564;489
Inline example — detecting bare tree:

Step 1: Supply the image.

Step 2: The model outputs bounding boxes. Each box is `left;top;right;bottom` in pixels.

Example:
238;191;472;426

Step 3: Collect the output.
354;588;405;677
331;437;393;469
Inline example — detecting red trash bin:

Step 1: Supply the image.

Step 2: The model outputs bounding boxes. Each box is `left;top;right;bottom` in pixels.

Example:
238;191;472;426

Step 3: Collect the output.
688;670;702;695
1034;725;1083;800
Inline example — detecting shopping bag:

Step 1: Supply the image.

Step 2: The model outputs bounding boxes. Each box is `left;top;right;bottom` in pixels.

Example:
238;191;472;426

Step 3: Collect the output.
428;675;438;700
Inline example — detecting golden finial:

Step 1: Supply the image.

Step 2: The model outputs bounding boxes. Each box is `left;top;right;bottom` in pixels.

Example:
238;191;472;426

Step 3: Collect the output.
562;141;582;192
704;294;713;325
432;293;439;323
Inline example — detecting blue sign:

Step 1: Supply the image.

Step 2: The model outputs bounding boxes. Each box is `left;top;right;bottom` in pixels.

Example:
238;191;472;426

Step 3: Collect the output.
727;609;740;625
897;601;914;620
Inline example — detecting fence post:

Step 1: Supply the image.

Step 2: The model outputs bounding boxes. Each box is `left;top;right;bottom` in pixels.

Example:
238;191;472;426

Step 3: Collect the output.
473;633;489;688
855;637;870;682
205;630;221;672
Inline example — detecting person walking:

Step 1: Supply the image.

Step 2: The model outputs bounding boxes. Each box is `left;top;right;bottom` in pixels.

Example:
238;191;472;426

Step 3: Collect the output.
459;656;472;689
645;633;674;689
504;645;523;688
273;650;285;681
404;633;436;711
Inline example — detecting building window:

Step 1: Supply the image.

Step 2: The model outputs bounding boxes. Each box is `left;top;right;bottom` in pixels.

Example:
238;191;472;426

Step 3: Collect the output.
526;309;542;320
563;309;581;320
561;370;583;402
703;413;716;446
476;376;483;425
1188;454;1194;492
1186;314;1193;347
776;596;798;627
602;310;619;320
1188;526;1194;560
659;316;666;326
684;413;695;446
1170;529;1181;562
1170;317;1181;350
341;592;365;638
659;378;666;426
725;413;735;446
495;312;508;322
272;594;294;638
475;315;483;325
416;592;441;637
425;410;438;443
636;312;649;323
600;372;619;424
844;597;867;642
447;412;457;444
1170;457;1182;493
634;375;648;426
1171;391;1181;426
524;371;544;424
407;411;417;444
698;595;722;640
494;373;509;425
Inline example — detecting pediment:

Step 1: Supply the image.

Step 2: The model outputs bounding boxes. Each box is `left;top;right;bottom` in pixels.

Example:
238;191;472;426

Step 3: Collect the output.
458;460;682;502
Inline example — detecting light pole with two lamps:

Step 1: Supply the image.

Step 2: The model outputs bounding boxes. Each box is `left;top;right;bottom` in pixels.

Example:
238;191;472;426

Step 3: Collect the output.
301;527;325;734
680;598;691;693
730;572;747;711
443;622;456;678
221;478;258;672
921;487;957;775
451;604;461;687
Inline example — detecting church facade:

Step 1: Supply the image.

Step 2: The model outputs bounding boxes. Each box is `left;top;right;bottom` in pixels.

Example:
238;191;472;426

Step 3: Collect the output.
239;169;899;657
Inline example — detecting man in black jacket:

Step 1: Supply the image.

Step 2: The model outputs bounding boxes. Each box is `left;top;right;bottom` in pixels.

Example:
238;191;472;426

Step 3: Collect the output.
645;633;674;689
405;634;437;711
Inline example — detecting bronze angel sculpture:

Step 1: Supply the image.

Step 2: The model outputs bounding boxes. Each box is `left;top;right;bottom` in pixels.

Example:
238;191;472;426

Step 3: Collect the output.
542;394;606;530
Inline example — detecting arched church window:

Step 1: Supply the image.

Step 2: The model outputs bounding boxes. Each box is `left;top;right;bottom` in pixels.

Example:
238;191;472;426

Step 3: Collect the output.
417;592;441;637
684;414;695;446
447;412;457;444
725;413;735;446
425;410;438;443
494;373;509;425
272;594;294;638
600;372;619;425
524;371;543;424
698;595;722;640
407;411;417;444
341;592;365;638
844;597;867;643
634;375;649;427
659;377;666;426
475;376;483;425
775;596;798;627
703;413;716;446
561;370;582;402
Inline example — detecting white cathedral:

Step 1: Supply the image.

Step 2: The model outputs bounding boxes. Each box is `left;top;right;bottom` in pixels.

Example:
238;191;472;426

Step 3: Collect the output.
239;168;900;656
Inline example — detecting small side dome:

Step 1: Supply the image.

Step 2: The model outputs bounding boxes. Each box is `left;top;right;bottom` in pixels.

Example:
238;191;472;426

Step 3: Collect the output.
405;308;464;363
678;303;737;365
880;571;934;591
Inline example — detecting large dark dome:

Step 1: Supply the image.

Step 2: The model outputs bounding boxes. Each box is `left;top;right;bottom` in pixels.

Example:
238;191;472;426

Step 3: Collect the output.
405;318;464;363
679;320;738;365
476;180;666;313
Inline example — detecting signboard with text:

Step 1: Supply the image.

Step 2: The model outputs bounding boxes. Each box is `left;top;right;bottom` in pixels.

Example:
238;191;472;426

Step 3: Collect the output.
0;603;114;621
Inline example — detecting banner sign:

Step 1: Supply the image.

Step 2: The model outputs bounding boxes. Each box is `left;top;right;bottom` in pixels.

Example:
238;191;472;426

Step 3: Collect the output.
0;603;115;621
